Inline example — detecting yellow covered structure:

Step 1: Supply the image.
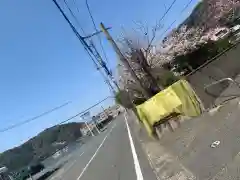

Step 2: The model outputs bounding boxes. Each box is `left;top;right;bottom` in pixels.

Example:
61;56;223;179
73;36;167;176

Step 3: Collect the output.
136;80;204;135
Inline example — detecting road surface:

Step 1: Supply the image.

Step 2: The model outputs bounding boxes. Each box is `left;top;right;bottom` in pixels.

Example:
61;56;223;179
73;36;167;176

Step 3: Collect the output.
160;98;240;180
48;112;157;180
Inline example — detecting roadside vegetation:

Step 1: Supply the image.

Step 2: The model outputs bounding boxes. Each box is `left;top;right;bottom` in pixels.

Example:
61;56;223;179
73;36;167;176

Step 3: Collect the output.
0;122;84;177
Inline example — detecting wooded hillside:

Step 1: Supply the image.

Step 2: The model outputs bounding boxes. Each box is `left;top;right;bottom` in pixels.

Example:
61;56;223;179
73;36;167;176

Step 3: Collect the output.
0;122;84;172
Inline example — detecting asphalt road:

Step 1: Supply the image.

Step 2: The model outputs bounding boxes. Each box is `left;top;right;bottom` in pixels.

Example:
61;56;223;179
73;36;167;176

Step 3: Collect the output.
48;112;157;180
160;98;240;180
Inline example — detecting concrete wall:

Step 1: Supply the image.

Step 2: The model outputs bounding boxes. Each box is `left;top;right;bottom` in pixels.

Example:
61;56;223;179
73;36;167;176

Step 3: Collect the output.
186;43;240;108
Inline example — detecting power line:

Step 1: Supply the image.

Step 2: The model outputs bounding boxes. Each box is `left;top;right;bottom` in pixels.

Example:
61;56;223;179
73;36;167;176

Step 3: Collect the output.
0;102;71;133
72;0;86;33
62;1;100;68
54;0;119;93
52;0;116;94
65;0;107;67
83;0;120;91
85;0;110;64
159;0;194;39
159;0;178;22
62;1;103;71
63;0;87;35
58;96;112;125
66;0;112;77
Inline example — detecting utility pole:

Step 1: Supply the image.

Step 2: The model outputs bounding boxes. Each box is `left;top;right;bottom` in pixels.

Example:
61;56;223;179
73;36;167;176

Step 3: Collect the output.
101;106;108;117
84;0;121;93
84;121;94;136
51;0;119;95
92;115;101;134
88;40;120;92
100;23;151;98
82;27;111;40
93;122;101;134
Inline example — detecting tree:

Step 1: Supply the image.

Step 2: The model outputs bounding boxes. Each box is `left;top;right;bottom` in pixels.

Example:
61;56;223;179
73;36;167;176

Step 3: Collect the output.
132;21;163;59
115;90;134;108
0;122;84;172
116;0;240;102
193;0;240;28
116;22;165;104
117;63;147;105
149;26;209;68
148;0;240;70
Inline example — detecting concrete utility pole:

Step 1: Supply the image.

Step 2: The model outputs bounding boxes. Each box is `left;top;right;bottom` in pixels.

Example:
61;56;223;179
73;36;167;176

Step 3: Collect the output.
100;23;151;98
82;27;111;40
85;121;95;136
101;106;108;117
94;123;101;134
51;0;118;95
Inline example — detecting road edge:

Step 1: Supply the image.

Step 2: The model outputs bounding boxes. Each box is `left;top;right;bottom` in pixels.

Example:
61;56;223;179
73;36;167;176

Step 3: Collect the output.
126;110;196;180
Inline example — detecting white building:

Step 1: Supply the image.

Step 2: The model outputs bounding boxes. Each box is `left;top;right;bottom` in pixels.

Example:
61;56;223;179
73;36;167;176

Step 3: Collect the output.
208;27;230;41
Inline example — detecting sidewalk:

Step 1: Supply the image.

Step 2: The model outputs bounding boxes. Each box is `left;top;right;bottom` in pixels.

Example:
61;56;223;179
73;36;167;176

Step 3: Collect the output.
129;97;240;180
127;110;195;180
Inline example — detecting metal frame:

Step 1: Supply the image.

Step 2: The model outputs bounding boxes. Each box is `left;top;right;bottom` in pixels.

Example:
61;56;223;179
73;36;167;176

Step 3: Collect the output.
204;77;240;104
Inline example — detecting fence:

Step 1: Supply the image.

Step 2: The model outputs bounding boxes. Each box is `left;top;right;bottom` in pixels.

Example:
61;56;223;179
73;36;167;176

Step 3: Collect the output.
186;42;240;109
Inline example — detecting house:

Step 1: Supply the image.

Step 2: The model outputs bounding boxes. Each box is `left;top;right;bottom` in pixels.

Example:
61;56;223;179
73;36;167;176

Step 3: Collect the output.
208;27;230;41
229;24;240;43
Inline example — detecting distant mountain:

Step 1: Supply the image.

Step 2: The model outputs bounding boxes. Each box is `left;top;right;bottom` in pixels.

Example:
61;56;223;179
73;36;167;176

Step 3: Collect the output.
181;0;240;29
0;122;84;172
180;1;204;29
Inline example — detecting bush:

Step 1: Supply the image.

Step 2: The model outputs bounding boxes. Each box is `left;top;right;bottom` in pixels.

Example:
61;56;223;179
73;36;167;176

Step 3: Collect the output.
173;38;231;73
215;38;232;53
158;71;179;87
115;90;136;108
29;163;44;176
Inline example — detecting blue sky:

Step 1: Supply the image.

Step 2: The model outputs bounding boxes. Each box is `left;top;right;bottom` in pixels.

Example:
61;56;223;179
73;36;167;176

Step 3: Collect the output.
0;0;199;152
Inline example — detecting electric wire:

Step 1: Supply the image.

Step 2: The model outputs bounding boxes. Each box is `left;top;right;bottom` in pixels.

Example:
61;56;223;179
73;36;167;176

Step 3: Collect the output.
85;0;110;64
159;0;195;38
0;102;71;133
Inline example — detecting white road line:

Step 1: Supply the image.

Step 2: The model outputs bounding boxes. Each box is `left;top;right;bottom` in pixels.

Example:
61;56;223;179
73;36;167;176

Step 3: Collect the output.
49;160;76;180
79;152;84;157
124;111;144;180
76;123;116;180
65;152;85;173
50;152;85;180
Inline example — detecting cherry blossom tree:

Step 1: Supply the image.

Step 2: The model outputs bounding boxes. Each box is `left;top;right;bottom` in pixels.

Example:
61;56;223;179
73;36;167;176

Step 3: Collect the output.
116;26;207;97
148;0;240;68
199;0;240;28
116;24;164;100
149;26;209;67
116;0;240;99
117;63;147;104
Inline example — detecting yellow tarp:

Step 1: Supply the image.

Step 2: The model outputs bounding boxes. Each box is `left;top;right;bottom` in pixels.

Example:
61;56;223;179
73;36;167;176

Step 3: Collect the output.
136;80;204;135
